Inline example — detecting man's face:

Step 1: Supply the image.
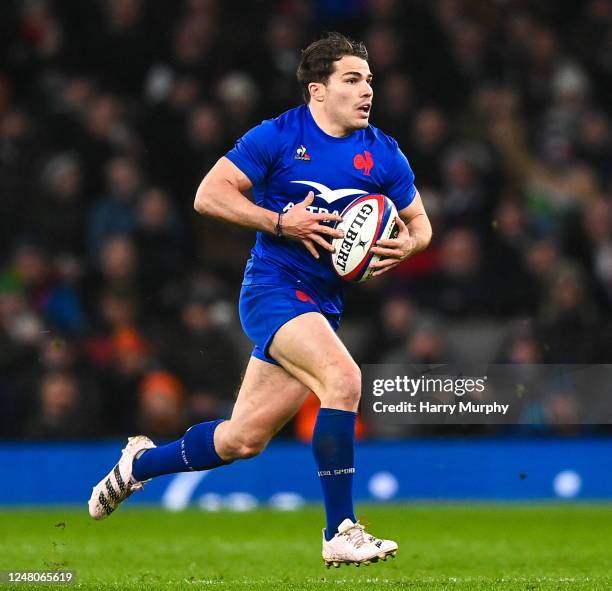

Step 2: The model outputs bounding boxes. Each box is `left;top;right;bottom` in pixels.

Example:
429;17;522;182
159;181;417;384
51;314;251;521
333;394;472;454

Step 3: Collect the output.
312;55;373;133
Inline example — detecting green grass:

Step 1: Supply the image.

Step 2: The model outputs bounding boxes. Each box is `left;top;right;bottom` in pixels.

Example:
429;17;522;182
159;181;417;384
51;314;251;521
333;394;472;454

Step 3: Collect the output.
1;505;611;590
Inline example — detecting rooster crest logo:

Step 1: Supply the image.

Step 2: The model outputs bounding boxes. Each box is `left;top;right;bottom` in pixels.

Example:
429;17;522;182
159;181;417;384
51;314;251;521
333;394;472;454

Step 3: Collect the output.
354;150;374;176
295;145;311;161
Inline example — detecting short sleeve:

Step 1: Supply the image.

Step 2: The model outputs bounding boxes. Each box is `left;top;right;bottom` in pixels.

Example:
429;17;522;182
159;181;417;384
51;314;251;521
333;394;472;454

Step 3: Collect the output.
225;119;279;186
383;142;417;211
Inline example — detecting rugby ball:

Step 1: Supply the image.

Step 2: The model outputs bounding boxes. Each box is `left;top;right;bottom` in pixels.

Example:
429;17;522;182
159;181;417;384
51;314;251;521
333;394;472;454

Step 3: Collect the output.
331;194;398;282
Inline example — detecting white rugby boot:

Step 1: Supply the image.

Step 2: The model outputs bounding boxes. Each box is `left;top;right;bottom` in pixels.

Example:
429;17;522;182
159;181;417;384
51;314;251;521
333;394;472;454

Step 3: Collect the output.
88;435;156;520
322;518;398;567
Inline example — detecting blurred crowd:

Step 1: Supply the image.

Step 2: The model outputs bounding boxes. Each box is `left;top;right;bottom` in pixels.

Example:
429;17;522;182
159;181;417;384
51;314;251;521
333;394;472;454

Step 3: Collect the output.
1;0;611;439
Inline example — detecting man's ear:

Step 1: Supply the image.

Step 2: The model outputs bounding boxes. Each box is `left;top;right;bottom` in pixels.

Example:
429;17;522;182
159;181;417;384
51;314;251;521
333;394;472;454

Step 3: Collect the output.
309;82;326;103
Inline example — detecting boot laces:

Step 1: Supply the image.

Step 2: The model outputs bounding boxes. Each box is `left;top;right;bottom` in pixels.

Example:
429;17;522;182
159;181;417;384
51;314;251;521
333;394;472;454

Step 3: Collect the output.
342;522;367;548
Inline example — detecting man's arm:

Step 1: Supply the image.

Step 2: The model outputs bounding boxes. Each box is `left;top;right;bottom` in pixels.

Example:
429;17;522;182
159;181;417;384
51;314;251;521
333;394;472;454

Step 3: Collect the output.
194;156;277;232
193;156;343;258
398;191;432;255
369;190;433;277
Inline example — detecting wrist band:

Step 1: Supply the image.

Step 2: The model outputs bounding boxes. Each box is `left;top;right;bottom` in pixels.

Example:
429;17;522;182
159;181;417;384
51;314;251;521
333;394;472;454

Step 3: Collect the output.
275;212;283;237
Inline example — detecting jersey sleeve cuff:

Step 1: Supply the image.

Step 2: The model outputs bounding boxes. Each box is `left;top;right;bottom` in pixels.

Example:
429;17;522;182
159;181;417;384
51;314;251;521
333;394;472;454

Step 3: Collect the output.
393;184;417;212
225;152;259;186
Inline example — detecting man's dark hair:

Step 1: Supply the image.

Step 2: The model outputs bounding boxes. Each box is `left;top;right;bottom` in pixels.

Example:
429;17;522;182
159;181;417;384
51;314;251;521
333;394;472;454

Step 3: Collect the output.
297;32;368;103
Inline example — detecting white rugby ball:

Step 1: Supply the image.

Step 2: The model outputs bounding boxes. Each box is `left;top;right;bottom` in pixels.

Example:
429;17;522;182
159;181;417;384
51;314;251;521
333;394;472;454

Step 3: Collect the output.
331;194;398;282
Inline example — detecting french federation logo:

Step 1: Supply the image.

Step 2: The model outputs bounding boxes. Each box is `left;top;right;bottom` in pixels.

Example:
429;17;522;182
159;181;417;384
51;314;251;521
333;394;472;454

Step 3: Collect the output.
354;150;374;176
295;145;311;161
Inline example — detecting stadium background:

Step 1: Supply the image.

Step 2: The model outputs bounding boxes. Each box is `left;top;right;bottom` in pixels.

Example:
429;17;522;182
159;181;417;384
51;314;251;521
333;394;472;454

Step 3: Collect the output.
1;0;612;509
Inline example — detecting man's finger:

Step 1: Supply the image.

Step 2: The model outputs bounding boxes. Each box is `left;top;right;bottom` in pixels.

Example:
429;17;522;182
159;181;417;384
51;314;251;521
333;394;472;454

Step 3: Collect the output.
375;238;400;248
370;246;401;258
370;257;400;271
315;224;344;239
371;259;400;276
301;238;319;259
310;233;335;252
302;191;315;206
314;212;343;222
395;215;408;232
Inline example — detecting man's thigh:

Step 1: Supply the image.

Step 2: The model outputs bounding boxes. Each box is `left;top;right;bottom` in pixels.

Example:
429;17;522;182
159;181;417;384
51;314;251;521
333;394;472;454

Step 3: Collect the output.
269;311;359;402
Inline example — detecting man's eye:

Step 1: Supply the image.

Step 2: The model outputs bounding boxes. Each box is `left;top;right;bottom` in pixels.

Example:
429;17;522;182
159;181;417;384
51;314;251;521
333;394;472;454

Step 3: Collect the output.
347;79;357;84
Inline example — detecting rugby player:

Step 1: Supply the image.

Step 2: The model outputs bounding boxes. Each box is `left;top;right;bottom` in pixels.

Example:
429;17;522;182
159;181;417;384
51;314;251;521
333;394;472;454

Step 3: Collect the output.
89;32;432;567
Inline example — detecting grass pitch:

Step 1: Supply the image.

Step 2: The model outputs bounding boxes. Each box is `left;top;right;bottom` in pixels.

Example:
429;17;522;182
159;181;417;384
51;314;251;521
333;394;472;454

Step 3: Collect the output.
0;504;611;590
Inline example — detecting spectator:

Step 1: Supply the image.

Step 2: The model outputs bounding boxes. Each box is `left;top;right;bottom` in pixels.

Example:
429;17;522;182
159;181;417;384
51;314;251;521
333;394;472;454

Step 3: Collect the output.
88;157;142;261
574;110;612;190
9;241;85;334
96;234;140;296
25;371;99;439
31;153;85;256
138;370;185;438
134;187;185;316
163;293;242;422
411;227;493;318
359;296;418;363
407;107;450;191
485;198;538;316
383;317;448;365
100;327;151;435
536;264;600;362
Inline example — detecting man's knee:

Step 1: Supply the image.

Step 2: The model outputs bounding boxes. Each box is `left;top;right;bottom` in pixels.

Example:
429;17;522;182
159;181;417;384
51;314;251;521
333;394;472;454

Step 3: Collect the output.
320;362;362;410
221;425;270;460
235;435;268;459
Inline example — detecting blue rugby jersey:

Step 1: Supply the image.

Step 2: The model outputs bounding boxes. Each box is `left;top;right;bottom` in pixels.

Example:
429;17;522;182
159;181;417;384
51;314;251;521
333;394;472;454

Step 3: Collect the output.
225;104;416;314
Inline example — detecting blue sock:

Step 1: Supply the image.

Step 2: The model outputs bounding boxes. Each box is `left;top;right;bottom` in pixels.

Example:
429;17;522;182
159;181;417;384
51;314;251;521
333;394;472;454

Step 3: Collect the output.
132;419;229;481
312;408;357;541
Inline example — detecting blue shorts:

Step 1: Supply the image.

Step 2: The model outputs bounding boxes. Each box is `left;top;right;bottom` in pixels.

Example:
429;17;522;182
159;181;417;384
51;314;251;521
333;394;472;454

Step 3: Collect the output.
239;284;342;366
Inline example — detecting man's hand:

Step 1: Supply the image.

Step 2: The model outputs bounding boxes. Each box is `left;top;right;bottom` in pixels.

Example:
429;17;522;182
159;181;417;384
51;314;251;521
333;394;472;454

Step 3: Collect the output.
368;216;417;277
281;192;344;259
